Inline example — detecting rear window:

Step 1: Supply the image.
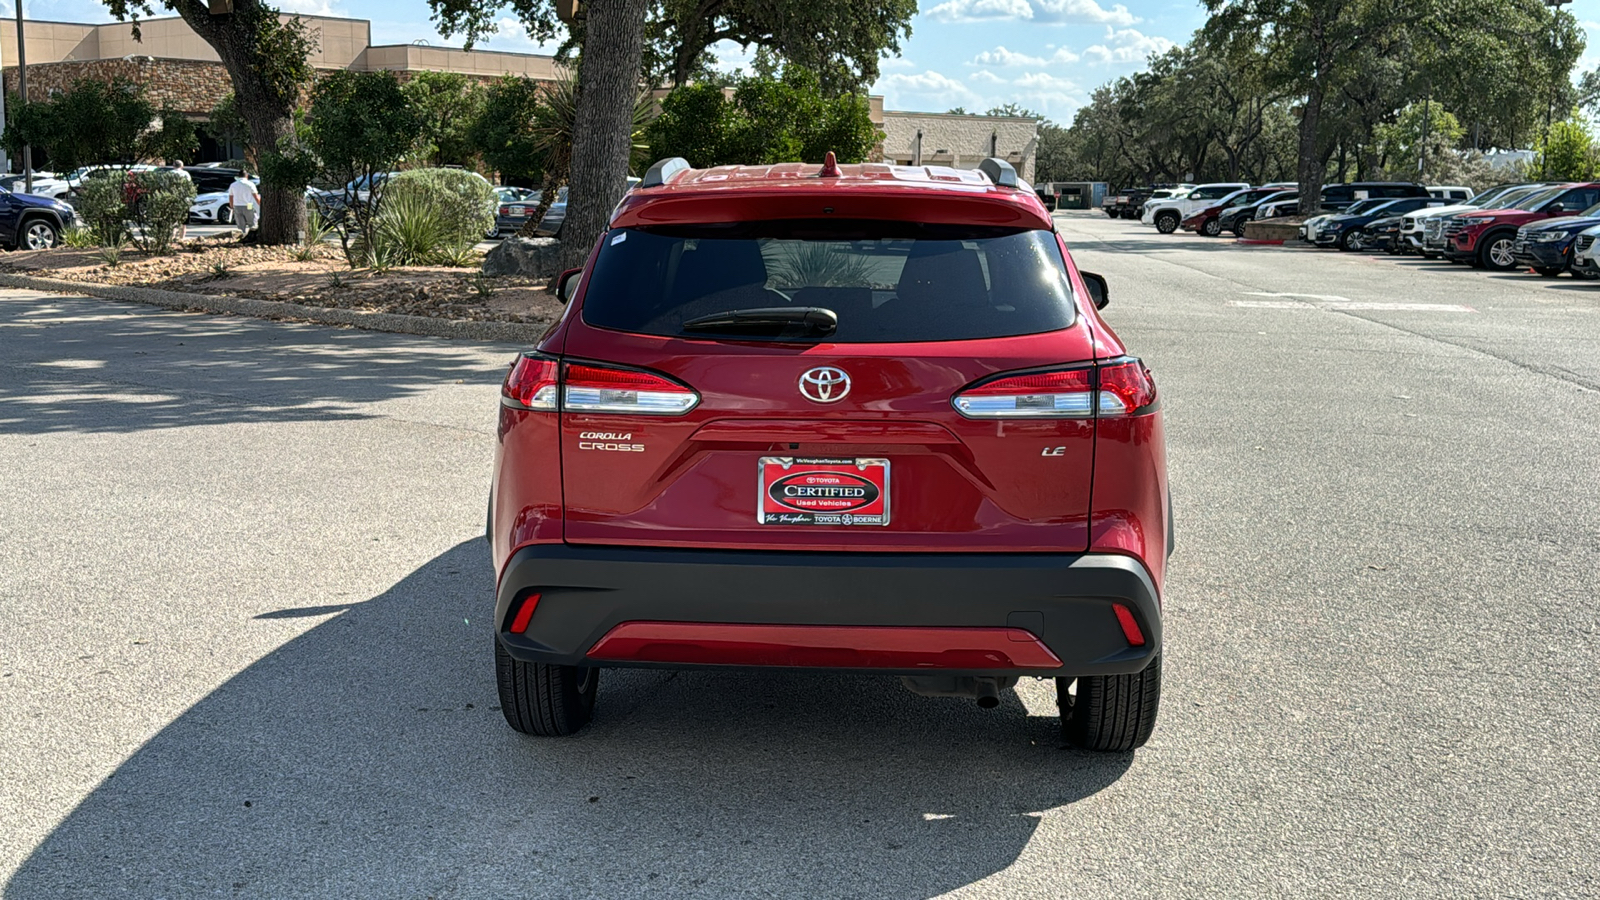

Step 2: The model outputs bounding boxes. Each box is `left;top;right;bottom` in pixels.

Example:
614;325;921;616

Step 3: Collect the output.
579;220;1077;343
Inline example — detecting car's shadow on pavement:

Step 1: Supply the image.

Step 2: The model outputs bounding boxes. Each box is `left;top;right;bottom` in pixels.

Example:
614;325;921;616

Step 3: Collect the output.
0;293;516;435
6;540;1131;899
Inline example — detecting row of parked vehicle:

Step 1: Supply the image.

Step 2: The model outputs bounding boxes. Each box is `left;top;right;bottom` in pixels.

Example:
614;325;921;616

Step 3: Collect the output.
1106;176;1600;278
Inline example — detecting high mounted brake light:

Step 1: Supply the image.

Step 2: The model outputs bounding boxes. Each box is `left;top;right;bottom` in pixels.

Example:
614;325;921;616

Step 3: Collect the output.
564;362;699;415
951;359;1157;419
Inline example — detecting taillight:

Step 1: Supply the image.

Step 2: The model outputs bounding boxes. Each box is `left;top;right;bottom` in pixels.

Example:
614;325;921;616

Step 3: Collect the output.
1096;358;1158;415
499;205;511;215
953;367;1095;417
564;362;699;415
503;353;558;410
952;359;1157;418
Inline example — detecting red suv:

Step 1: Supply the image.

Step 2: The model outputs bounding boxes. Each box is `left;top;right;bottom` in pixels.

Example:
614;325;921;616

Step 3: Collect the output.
1444;183;1600;269
490;155;1171;752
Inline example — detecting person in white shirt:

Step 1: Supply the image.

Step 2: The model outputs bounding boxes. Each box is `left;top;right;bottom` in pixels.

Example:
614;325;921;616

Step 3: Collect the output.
227;171;261;242
170;161;192;241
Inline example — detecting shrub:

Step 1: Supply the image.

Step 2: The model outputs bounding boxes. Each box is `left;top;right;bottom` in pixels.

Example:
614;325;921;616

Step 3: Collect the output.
126;169;197;254
60;225;96;249
75;174;131;248
385;168;495;255
359;189;445;269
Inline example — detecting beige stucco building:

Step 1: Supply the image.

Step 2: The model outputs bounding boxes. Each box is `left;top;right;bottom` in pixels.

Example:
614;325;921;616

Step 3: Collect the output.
878;111;1038;184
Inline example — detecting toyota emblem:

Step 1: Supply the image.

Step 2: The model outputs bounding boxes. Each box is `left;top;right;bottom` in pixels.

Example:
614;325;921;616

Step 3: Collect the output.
798;366;851;403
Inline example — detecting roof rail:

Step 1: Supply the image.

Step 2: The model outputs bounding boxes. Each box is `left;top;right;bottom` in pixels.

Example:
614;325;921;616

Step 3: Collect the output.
978;157;1018;189
641;157;691;188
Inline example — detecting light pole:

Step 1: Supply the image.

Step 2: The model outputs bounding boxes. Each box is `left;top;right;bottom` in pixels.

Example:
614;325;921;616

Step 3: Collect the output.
14;0;30;192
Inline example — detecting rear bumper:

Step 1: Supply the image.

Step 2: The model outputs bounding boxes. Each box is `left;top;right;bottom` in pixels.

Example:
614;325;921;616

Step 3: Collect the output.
495;544;1161;677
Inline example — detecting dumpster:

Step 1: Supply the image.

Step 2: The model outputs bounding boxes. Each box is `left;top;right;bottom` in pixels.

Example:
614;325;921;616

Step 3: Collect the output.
1051;182;1109;210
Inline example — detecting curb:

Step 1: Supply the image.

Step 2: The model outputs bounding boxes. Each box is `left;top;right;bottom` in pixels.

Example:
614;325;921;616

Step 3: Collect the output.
1236;238;1286;246
0;271;548;344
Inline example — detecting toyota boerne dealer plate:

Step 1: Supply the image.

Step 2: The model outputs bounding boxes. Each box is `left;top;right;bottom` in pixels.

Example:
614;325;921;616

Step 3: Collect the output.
758;457;889;526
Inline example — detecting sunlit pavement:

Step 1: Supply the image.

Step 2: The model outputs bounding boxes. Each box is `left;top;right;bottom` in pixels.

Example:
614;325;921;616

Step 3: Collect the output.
1;215;1596;897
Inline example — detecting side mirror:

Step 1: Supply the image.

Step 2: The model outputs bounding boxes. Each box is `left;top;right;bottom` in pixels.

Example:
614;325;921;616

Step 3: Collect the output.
1547;204;1564;214
555;267;583;304
1081;272;1110;310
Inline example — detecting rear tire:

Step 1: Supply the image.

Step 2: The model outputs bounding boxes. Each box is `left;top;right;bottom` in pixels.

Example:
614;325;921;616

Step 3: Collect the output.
1155;212;1179;234
495;639;597;736
1059;654;1161;751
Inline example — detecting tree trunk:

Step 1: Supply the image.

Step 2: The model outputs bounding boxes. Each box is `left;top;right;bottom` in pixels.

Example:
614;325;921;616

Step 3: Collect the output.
558;0;650;277
1297;78;1326;216
167;0;306;245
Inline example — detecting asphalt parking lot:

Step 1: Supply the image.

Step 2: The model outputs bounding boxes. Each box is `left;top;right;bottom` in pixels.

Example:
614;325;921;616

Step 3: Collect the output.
2;210;1597;897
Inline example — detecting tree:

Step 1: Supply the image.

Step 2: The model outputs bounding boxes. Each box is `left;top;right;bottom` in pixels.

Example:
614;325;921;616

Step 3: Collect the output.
305;71;423;263
1;77;155;173
402;72;487;167
205;92;252;159
428;0;916;275
647;66;879;168
100;0;314;244
470;76;549;186
142;107;200;163
985;103;1041;119
1527;114;1598;181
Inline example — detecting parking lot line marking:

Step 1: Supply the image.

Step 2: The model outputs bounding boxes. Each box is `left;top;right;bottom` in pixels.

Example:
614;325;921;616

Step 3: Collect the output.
1242;291;1355;303
1231;300;1314;309
1339;302;1476;312
1234;293;1475;313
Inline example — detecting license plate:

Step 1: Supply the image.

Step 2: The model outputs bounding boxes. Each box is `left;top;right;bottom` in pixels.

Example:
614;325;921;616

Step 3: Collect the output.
510;205;526;216
758;457;889;526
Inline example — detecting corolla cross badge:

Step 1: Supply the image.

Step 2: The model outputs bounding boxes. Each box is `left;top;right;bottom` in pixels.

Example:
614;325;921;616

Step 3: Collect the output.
798;366;851;403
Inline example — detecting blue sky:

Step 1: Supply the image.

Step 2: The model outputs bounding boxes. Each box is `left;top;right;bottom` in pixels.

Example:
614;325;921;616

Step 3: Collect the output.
5;0;1597;123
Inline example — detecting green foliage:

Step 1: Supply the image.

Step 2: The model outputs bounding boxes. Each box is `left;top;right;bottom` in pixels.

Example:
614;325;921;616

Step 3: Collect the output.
766;243;876;289
142;108;200;162
2;77;154;171
1374;101;1465;178
307;71;420;185
386;167;497;255
469;76;549;185
1528;115;1599;181
259;134;320;193
126;169;198;254
206;92;251;153
985;104;1042;119
647;66;879;167
61;225;97;249
75;175;131;248
402;72;487;167
358;191;444;270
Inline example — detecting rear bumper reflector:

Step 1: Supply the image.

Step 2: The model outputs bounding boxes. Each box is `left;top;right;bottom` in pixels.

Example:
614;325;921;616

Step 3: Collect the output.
586;622;1063;669
1112;602;1146;647
508;593;541;634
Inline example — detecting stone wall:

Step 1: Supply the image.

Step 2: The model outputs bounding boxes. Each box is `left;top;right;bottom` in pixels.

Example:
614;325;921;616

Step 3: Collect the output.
2;58;236;114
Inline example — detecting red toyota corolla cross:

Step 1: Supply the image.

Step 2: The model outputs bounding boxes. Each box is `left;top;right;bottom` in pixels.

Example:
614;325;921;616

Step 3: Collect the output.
490;155;1170;751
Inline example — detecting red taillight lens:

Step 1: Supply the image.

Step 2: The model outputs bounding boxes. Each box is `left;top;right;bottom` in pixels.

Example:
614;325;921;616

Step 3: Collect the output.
499;205;511;215
503;353;559;410
1097;359;1157;415
1112;603;1146;646
953;367;1095;418
564;362;699;416
508;593;541;634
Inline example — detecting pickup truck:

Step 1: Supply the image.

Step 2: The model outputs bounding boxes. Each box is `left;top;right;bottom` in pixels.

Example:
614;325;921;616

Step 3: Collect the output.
1142;182;1248;233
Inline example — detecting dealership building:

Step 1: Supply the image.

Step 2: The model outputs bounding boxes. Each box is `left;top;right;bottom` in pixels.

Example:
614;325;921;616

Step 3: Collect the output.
0;14;1036;180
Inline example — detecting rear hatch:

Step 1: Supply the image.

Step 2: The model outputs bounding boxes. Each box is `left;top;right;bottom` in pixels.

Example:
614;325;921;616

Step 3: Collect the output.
555;218;1100;553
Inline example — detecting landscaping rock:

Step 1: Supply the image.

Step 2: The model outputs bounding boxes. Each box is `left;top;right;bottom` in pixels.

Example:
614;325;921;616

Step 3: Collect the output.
482;236;562;278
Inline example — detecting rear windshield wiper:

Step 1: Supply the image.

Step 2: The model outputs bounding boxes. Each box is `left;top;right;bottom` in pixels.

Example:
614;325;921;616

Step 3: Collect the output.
681;307;837;338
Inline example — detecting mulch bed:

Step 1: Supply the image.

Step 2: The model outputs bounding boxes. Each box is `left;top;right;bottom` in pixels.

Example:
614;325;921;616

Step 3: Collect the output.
0;233;565;326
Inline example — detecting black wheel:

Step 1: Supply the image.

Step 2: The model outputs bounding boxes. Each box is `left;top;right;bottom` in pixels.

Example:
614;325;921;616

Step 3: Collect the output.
1155;212;1179;234
1232;215;1252;238
1478;232;1518;270
1059;654;1161;752
1534;266;1564;277
1105;210;1117;218
219;206;233;225
1201;217;1222;237
18;217;59;251
1337;230;1359;251
495;638;597;736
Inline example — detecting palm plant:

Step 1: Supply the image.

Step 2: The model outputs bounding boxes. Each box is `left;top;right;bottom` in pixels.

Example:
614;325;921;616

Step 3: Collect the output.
520;72;654;237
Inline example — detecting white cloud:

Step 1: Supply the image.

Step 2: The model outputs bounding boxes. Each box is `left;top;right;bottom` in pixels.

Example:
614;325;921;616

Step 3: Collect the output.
969;45;1080;67
276;0;340;15
880;56;918;71
1083;27;1174;64
1014;71;1080;92
969;69;1008;85
926;0;1135;26
877;69;985;111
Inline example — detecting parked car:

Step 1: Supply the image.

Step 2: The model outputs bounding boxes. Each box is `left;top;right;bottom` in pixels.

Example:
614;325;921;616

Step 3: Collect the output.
1444;183;1600;269
1428;185;1473;202
1400;183;1539;257
491;155;1169;750
1220;190;1296;236
1143;182;1249;233
1312;197;1449;250
1298;198;1394;243
1509;201;1600;276
183;166;246;195
1108;184;1189;220
1418;184;1557;259
0;184;76;249
1318;181;1429;212
1570;224;1600;279
1180;186;1295;236
493;186;552;237
1035;187;1057;211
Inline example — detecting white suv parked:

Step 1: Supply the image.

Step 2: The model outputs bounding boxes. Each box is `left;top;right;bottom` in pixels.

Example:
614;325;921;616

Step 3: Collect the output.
1143;183;1250;233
